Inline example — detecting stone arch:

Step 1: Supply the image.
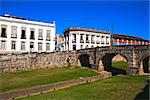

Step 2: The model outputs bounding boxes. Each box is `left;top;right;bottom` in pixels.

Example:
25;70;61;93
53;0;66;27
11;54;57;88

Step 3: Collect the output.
138;55;149;74
77;53;94;67
98;53;130;75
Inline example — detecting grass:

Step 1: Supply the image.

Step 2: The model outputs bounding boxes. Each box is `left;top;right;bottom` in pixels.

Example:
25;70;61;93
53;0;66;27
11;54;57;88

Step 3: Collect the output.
18;75;149;100
112;61;128;70
0;66;98;93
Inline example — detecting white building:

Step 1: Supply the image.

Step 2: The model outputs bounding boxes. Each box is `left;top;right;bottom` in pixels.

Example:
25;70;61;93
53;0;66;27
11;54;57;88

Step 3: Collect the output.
64;27;111;51
0;14;56;53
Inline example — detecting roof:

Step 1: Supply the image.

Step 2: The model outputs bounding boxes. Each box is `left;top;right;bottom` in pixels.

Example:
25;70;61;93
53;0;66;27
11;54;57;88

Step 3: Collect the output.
112;34;149;41
64;27;110;34
2;14;29;20
0;14;55;27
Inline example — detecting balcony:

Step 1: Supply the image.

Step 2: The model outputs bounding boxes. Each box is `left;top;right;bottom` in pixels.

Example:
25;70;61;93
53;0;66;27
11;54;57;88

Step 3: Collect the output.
38;37;43;40
1;34;7;38
106;42;109;44
96;41;100;44
11;34;17;38
30;37;35;40
91;40;95;44
46;38;51;41
86;40;90;43
72;40;76;43
101;42;104;44
80;40;84;43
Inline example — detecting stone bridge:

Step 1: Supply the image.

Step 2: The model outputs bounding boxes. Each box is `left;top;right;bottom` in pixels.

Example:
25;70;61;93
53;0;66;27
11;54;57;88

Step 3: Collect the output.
0;45;149;75
76;45;149;75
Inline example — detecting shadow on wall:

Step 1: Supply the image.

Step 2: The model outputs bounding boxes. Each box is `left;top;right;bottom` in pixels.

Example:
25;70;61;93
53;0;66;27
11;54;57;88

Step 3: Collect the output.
143;56;149;73
134;80;149;100
79;54;92;68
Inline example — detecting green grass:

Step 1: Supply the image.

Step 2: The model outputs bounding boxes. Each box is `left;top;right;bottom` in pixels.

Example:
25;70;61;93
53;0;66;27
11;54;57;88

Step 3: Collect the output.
112;61;128;70
18;75;149;100
0;66;98;93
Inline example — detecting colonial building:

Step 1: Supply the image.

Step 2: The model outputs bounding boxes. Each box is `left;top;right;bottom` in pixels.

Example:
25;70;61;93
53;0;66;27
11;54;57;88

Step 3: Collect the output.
55;34;65;51
0;14;56;53
112;34;149;45
64;27;111;51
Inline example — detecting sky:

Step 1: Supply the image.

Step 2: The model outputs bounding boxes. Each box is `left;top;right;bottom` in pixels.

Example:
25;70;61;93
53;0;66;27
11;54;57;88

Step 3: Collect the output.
0;0;149;40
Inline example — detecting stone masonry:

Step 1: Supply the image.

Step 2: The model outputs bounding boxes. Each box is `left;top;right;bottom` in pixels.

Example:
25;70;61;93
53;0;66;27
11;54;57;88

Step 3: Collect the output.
0;45;149;75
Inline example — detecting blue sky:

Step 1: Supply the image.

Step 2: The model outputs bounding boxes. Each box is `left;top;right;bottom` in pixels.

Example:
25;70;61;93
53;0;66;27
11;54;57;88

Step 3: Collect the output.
0;0;149;40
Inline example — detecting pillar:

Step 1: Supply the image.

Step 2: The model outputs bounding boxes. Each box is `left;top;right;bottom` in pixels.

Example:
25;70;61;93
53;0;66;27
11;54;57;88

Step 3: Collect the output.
98;60;104;71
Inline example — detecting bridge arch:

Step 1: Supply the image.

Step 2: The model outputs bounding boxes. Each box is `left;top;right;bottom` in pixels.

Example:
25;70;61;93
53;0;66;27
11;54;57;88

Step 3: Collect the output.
77;53;94;68
138;55;149;74
98;53;130;75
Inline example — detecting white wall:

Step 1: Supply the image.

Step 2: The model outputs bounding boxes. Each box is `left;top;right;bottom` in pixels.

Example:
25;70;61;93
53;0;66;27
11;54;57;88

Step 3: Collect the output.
65;30;111;51
0;16;56;53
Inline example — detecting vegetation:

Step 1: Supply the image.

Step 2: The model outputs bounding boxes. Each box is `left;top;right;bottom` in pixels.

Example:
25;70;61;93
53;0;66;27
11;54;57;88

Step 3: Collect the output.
112;61;128;70
0;66;98;93
18;75;149;100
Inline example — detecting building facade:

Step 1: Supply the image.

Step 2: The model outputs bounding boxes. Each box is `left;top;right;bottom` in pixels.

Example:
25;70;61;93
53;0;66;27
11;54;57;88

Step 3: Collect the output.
55;34;65;51
112;34;149;45
64;27;111;51
0;14;56;53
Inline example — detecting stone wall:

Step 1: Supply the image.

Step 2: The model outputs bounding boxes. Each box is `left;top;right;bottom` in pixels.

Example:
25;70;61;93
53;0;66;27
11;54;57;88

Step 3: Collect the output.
0;45;149;75
0;51;77;73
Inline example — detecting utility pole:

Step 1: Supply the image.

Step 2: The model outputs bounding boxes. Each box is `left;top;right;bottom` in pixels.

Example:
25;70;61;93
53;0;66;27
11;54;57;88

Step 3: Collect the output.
111;21;114;46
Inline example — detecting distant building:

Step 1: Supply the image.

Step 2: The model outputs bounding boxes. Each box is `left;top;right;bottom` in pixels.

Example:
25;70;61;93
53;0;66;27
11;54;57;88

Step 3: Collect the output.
112;34;149;45
0;14;56;53
55;34;65;51
64;27;111;51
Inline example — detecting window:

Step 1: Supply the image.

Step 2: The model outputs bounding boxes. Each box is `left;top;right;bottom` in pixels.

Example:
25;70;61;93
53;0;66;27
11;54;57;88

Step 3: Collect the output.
73;45;76;50
96;36;100;44
38;42;42;51
11;41;16;50
91;45;94;48
46;30;51;41
46;43;50;51
61;45;64;51
80;45;83;49
91;35;95;43
21;42;25;50
80;34;84;43
86;34;89;40
30;28;35;39
1;25;7;38
21;27;26;39
85;45;88;48
72;34;76;43
101;36;104;44
106;36;109;44
0;40;6;50
86;34;89;43
38;29;43;40
11;26;17;38
30;42;34;50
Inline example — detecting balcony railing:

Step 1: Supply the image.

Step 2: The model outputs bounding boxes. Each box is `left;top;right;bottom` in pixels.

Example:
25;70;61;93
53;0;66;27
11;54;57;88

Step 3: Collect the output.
91;40;95;44
72;40;76;43
86;40;90;43
38;37;43;40
80;40;84;43
96;41;100;44
46;38;51;41
101;42;104;44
